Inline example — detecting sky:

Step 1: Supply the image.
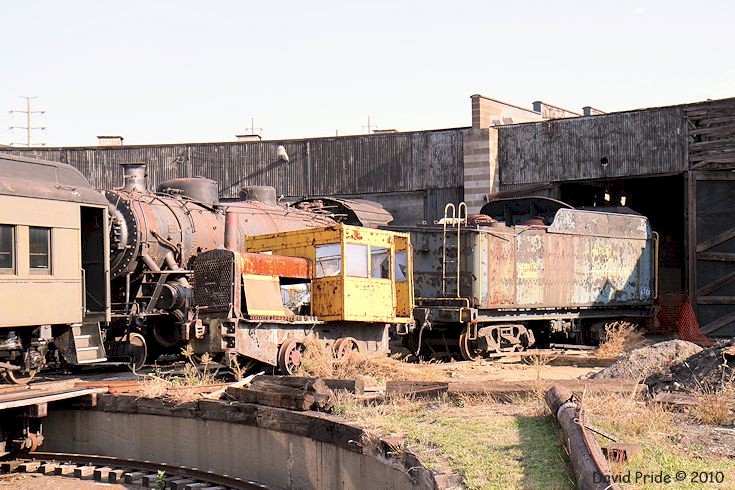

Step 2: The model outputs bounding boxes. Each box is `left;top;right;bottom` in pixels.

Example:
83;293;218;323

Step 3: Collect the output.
1;0;733;147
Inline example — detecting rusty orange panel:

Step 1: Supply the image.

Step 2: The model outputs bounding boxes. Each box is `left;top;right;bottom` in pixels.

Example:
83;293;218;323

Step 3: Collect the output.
238;252;311;279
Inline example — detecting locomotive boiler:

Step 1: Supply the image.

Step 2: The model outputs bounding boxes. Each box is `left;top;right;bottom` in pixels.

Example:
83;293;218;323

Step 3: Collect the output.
104;163;336;366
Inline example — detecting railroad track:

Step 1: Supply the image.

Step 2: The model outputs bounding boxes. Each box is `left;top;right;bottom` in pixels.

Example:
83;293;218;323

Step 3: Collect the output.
1;452;273;490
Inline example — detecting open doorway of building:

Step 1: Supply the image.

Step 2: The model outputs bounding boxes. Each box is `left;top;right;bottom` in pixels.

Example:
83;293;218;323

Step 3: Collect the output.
558;174;685;296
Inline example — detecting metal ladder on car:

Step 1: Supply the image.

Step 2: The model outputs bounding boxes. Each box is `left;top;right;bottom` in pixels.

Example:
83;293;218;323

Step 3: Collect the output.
441;202;467;297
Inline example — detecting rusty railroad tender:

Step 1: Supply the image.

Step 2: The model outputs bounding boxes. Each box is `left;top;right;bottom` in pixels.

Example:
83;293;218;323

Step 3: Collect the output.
0;153;657;382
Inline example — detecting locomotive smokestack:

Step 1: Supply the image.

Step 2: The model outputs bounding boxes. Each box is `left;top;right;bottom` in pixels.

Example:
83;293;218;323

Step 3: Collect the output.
224;210;239;251
120;162;148;193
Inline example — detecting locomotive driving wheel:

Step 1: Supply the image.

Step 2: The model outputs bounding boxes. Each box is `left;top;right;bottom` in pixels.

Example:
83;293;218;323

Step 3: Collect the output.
127;332;148;372
277;339;304;375
2;365;39;385
333;337;359;359
458;329;479;361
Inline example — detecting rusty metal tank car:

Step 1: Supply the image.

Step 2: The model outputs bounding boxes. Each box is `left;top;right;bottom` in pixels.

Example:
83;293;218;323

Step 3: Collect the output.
0;154;111;383
388;197;658;360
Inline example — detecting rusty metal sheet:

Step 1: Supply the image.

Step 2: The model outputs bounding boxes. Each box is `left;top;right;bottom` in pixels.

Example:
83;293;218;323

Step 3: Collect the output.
293;197;393;228
242;274;292;317
238;252;311;279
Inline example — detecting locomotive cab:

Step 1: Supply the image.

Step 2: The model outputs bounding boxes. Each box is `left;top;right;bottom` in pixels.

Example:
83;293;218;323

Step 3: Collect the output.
191;223;413;373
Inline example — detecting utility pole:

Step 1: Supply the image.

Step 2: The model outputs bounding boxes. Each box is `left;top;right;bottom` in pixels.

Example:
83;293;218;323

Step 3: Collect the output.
362;116;376;134
247;117;262;135
9;96;46;146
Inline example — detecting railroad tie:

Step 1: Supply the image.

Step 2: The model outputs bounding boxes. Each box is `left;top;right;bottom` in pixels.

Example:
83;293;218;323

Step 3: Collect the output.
17;461;41;472
37;462;59;474
123;470;147;484
107;468;126;483
0;460;24;473
73;465;96;479
54;464;76;476
170;478;197;490
92;466;113;481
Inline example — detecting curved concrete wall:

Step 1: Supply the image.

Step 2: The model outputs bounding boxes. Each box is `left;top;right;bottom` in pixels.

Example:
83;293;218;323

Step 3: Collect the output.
39;395;456;489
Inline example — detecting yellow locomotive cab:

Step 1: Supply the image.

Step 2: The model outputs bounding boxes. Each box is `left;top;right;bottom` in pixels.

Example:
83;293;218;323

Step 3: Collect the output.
245;224;414;324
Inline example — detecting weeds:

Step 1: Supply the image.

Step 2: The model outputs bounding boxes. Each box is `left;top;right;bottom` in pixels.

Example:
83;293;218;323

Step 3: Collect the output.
596;321;646;359
139;345;223;403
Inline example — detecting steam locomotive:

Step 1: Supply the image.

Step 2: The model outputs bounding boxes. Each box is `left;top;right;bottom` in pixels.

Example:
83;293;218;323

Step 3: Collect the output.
0;155;391;382
0;153;658;383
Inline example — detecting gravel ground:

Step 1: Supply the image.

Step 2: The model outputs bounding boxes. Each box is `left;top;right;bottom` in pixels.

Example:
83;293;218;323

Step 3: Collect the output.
592;340;703;381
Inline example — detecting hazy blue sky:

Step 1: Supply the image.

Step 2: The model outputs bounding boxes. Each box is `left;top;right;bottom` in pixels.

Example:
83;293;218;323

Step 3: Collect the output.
1;0;733;146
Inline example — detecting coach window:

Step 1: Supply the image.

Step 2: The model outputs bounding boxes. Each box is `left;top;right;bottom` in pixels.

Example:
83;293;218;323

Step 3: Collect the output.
29;227;51;274
0;225;14;274
315;243;341;278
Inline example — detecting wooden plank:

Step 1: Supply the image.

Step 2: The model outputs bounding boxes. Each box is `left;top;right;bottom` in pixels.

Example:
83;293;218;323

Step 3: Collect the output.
447;379;644;396
695;296;735;305
687;171;697;301
252;375;365;395
695;226;735;252
695;269;735;297
700;310;735;334
652;392;698;407
694;172;735;181
697;252;735;262
385;380;449;396
0;388;106;409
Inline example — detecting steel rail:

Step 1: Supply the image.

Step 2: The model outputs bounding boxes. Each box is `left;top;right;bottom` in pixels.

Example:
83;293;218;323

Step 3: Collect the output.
29;451;275;490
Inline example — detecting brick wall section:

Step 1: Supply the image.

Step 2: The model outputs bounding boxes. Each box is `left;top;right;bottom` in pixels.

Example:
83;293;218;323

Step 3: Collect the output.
471;95;543;129
463;127;499;214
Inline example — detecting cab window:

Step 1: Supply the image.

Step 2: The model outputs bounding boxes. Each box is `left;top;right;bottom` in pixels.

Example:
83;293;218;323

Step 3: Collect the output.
315;243;341;278
345;243;368;277
394;250;408;281
370;246;390;279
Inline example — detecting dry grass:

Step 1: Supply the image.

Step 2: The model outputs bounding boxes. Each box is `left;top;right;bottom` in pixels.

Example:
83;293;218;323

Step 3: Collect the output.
691;384;735;426
138;345;222;403
295;335;437;383
596;321;646;359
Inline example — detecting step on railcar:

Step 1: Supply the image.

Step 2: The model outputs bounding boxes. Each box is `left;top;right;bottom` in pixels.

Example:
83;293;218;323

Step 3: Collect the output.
0;155;111;383
388;197;658;360
190;216;414;373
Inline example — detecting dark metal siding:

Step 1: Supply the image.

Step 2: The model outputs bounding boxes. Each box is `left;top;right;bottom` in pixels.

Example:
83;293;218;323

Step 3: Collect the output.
1;130;465;199
498;106;688;185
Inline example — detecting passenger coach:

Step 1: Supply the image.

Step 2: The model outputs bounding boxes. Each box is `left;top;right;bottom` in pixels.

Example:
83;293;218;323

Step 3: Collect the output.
0;154;110;383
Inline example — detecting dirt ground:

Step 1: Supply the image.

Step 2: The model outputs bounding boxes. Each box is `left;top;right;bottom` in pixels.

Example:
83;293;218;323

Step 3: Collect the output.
0;473;131;489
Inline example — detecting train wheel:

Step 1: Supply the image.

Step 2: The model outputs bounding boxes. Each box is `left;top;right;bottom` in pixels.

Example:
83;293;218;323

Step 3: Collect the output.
128;332;148;372
333;337;359;359
277;339;304;375
458;330;479;361
3;366;39;385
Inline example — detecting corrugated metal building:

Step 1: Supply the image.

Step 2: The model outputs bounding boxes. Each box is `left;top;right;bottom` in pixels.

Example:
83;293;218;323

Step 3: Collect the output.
0;129;466;225
496;97;735;337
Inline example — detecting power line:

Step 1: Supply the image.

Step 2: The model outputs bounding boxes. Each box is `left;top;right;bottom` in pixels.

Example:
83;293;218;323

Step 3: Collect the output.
9;96;46;146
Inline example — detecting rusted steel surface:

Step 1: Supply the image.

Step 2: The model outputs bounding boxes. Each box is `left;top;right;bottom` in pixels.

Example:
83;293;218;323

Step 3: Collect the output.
0;154;108;206
391;208;655;310
546;385;620;490
238;252;311;279
293;197;393;228
1;129;465;198
498;105;687;185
